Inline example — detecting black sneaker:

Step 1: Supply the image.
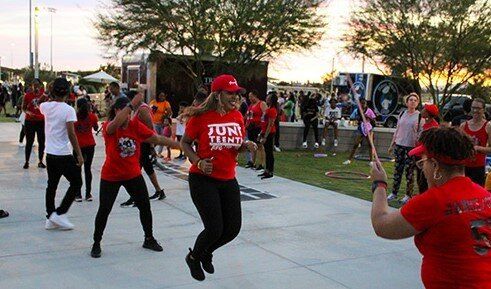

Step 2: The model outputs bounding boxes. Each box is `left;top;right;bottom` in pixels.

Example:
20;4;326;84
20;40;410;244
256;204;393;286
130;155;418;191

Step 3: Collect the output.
185;248;205;281
255;165;264;171
91;242;101;258
142;237;163;252
74;195;83;202
261;172;274;180
158;190;166;200
86;194;93;202
257;172;266;177
201;251;215;274
120;199;135;208
38;162;46;168
149;191;160;200
23;162;29;169
245;161;255;168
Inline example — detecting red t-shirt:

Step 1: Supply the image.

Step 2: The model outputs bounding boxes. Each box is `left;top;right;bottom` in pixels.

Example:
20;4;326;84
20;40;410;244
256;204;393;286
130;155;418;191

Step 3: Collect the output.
74;113;99;148
463;121;488;167
401;176;491;288
101;118;155;181
248;102;263;127
261;107;277;134
185;110;245;181
422;119;439;131
24;88;45;121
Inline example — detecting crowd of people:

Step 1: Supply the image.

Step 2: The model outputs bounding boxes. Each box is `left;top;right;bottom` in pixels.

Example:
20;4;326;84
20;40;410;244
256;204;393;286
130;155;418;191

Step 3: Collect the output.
1;75;490;287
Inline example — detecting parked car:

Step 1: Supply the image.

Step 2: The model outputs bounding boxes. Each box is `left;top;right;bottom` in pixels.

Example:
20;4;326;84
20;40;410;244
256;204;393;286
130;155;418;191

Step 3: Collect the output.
441;94;472;122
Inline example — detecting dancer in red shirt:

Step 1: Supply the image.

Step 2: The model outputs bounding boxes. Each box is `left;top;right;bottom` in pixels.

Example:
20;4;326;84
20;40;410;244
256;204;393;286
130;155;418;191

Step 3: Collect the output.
370;127;491;288
90;95;180;258
180;74;257;281
74;97;99;202
460;98;491;186
258;93;278;179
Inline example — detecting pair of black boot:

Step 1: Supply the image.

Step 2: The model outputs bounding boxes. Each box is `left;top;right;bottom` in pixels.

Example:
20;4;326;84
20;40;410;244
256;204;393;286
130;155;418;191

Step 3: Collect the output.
185;248;214;281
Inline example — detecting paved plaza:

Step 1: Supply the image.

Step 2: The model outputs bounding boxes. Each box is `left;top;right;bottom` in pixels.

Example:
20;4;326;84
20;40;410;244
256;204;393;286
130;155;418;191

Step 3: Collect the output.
0;122;423;289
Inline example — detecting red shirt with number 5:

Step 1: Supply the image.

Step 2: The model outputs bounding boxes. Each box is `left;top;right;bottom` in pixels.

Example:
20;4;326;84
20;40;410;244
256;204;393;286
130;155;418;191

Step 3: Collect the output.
401;176;491;288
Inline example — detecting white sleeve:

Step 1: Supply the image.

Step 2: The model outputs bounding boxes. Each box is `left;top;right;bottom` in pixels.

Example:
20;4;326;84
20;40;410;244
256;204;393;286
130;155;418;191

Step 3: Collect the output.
66;106;77;122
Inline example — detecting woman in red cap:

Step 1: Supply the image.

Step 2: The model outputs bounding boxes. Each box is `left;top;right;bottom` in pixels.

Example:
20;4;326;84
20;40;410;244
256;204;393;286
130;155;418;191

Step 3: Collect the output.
370;126;491;289
180;74;257;281
416;104;440;192
460;98;491;186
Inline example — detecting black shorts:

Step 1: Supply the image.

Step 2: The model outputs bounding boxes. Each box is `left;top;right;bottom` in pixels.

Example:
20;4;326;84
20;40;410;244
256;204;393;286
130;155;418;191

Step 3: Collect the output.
246;124;261;143
140;143;155;176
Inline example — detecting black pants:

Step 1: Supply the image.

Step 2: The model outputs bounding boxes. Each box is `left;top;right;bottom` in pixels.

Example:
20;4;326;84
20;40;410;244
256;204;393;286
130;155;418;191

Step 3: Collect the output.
140;143;155;176
274;117;280;147
264;133;275;173
465;166;485;187
45;154;82;218
19;125;25;143
302;117;319;143
93;175;153;243
189;173;241;260
76;146;95;197
25;120;45;163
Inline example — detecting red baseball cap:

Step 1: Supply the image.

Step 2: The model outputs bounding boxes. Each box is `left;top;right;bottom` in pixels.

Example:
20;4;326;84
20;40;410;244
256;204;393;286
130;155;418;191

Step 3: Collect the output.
424;104;439;117
211;74;245;93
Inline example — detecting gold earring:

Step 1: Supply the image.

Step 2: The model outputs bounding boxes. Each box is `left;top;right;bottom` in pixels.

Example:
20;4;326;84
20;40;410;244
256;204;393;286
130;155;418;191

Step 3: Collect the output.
433;171;442;180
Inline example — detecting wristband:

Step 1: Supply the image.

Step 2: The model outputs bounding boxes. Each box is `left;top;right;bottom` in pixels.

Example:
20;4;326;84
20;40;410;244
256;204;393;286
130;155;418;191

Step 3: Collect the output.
371;180;388;193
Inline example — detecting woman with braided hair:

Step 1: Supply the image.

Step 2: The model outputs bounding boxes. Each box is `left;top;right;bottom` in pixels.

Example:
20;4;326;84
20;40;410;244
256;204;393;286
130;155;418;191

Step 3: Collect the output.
370;126;491;288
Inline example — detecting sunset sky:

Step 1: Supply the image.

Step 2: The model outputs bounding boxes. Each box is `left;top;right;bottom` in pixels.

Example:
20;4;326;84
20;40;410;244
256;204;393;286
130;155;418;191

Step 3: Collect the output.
0;0;379;83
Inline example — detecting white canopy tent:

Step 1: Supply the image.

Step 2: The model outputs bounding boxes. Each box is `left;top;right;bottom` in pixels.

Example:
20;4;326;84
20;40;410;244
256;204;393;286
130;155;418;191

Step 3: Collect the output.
83;71;119;84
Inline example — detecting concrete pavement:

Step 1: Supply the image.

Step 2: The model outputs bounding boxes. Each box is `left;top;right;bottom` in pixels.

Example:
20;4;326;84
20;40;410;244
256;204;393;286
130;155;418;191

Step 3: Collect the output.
0;122;423;289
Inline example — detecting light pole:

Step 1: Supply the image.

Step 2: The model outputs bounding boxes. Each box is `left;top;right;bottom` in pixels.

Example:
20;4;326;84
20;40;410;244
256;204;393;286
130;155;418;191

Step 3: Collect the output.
45;7;56;72
29;0;33;69
34;6;40;78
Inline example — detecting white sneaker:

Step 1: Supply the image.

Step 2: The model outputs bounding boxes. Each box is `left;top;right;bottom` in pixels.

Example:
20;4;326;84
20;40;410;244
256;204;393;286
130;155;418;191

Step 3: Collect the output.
314;142;319;149
45;219;58;230
49;213;74;230
334;139;338;147
274;146;281;152
342;160;351;165
387;193;397;201
18;142;25;148
400;195;411;204
302;142;308;149
321;138;326;146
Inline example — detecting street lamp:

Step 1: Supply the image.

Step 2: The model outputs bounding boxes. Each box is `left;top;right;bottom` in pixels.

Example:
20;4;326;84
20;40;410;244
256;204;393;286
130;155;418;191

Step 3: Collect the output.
45;7;56;72
34;6;40;78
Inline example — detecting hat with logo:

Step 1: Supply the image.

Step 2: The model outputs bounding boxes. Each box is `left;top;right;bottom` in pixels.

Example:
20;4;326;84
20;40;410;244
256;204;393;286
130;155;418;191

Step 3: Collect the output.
211;74;245;94
424;104;439;117
53;77;70;97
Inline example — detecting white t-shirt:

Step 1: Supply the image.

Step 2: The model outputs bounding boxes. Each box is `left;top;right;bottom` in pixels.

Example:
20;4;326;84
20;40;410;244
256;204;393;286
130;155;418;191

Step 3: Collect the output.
324;106;342;121
40;101;77;156
175;119;185;136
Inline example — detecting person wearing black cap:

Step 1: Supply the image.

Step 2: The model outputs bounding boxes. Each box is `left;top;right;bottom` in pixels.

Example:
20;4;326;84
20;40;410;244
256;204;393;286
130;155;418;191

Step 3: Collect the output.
90;94;180;258
39;77;84;230
370;127;491;288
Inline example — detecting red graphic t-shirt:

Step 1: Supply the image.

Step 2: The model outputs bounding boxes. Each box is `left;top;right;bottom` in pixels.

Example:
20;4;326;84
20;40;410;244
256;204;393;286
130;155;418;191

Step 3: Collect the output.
24;88;45;121
261;107;277;134
185;110;245;181
401;176;491;288
463;121;488;167
101;118;155;181
74;113;99;148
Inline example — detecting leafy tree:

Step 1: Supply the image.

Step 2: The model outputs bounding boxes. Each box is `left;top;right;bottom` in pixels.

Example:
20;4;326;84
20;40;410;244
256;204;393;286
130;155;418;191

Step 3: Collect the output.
344;0;491;107
94;0;326;87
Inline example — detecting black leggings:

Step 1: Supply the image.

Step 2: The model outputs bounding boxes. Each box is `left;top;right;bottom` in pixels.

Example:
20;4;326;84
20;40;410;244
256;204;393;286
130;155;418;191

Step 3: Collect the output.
93;175;153;243
25;120;45;163
264;133;275;173
45;154;82;218
189;173;241;260
302;117;319;143
19;125;25;143
77;146;95;197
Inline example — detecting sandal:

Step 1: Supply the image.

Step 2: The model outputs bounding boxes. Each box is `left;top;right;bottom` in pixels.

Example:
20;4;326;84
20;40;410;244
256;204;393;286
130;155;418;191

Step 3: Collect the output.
0;210;9;218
